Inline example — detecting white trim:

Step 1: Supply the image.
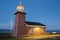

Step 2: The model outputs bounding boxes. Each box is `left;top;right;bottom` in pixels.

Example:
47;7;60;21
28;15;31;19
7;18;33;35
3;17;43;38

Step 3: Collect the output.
26;25;46;28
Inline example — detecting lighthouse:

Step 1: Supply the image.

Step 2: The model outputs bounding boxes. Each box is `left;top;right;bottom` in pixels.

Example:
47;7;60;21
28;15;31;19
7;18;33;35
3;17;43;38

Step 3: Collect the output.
13;2;47;38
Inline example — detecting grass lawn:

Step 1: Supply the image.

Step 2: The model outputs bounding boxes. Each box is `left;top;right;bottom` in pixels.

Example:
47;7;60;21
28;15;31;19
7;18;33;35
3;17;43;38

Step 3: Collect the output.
0;33;60;40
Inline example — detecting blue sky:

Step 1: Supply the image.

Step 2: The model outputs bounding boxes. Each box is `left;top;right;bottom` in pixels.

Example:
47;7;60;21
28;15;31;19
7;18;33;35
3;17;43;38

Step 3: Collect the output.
0;0;60;30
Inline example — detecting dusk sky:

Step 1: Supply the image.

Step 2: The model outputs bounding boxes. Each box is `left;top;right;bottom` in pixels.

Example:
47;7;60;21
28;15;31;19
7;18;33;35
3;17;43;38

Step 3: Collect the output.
0;0;60;30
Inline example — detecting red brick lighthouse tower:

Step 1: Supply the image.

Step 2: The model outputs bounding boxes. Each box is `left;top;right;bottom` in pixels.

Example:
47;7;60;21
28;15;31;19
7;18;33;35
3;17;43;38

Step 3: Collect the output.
13;2;26;38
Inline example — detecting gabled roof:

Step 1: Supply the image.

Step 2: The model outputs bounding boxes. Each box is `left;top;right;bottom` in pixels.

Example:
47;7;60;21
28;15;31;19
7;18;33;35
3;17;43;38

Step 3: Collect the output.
26;21;46;26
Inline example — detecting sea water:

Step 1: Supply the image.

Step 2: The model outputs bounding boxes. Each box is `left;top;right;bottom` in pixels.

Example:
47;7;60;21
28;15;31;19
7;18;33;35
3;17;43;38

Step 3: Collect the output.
0;29;60;33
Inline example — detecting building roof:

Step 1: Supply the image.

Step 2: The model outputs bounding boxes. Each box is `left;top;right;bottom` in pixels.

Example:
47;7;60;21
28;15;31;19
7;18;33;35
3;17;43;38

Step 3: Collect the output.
26;21;46;26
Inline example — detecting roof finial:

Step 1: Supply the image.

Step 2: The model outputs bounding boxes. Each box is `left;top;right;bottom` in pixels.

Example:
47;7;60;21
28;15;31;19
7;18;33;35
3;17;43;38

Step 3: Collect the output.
19;1;22;5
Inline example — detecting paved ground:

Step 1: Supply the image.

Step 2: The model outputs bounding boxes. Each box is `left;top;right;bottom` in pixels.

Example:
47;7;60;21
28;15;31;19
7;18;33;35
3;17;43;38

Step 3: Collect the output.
23;34;60;40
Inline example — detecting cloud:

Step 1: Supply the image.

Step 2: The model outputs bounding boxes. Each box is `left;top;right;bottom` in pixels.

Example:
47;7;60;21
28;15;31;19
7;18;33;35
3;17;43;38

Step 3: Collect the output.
0;23;10;26
0;22;14;29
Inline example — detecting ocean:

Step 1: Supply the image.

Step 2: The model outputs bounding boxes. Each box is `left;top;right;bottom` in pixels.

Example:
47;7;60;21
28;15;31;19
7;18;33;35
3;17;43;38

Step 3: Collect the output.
0;29;60;33
46;30;60;33
0;29;12;33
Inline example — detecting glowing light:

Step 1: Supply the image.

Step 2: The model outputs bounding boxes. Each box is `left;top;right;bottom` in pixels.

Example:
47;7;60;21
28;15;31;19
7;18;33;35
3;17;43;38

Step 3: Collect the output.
17;5;24;10
35;27;40;29
33;27;41;35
